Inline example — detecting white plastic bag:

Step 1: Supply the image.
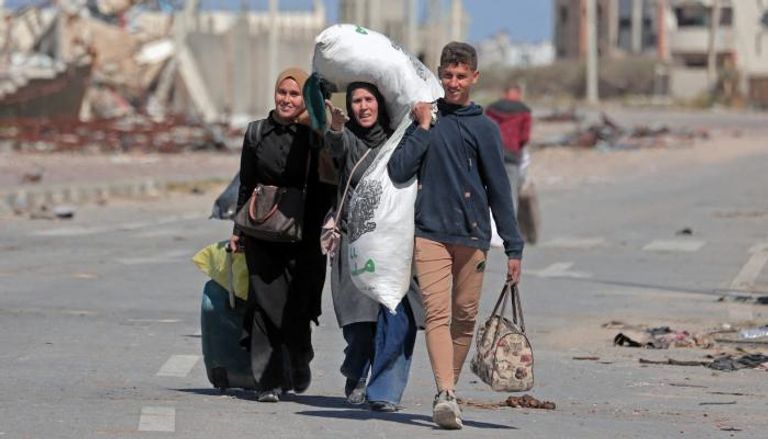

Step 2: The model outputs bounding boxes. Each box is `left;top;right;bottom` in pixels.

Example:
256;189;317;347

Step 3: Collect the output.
312;24;442;311
490;216;504;249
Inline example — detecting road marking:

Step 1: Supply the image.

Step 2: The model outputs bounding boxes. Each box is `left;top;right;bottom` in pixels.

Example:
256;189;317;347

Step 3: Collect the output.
527;262;592;279
30;212;204;237
642;240;705;252
540;237;607;249
138;406;175;432
730;243;768;292
157;355;200;377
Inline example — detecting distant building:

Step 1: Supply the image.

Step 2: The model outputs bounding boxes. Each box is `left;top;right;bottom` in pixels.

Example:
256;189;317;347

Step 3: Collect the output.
553;0;660;59
478;32;555;69
666;0;768;103
553;0;768;104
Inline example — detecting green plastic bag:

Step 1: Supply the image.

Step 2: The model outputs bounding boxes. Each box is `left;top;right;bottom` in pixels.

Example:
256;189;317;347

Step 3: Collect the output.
192;241;249;301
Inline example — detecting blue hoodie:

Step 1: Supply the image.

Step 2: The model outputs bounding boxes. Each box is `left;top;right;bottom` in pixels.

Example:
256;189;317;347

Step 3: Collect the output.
388;99;524;259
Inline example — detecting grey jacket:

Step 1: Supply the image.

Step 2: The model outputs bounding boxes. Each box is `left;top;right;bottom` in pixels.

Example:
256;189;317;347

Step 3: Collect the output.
325;128;425;327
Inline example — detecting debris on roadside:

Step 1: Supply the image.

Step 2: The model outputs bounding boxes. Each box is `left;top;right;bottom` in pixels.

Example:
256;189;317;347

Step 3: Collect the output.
537;108;581;123
638;353;768;372
717;295;768;306
52;205;76;219
459;394;556;410
535;112;710;151
614;326;714;349
27;204;76;220
738;327;768;340
21;168;44;183
639;358;709;367
504;395;556;410
707;354;768;372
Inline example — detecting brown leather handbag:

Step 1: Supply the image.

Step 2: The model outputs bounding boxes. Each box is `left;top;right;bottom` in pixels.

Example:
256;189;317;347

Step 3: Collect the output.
234;154;311;243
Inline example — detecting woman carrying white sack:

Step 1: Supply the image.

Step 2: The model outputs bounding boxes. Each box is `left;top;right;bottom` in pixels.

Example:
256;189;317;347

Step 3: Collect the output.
324;82;425;412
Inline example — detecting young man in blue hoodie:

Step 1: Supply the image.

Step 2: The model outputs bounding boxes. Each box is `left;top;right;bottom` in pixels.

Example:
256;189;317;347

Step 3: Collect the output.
388;42;524;430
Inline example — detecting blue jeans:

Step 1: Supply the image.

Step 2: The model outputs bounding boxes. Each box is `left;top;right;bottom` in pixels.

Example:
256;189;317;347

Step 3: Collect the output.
340;299;417;405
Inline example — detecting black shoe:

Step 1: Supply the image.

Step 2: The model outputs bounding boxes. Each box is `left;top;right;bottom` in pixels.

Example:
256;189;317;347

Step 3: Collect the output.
344;378;367;405
293;365;311;394
369;401;398;412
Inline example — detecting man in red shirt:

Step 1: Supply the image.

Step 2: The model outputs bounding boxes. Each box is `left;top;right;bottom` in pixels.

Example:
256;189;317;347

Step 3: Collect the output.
485;82;531;211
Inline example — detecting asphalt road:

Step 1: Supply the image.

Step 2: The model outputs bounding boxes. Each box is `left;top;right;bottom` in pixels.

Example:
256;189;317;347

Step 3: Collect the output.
1;135;766;438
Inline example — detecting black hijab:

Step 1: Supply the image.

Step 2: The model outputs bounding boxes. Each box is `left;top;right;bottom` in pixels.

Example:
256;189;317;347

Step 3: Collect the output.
345;82;392;148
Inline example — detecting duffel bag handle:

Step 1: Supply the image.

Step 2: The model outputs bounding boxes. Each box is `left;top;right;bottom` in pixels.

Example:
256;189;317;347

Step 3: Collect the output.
492;282;526;333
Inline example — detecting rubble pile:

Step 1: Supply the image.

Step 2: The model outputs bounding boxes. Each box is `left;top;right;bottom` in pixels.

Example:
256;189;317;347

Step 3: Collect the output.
606;321;768;373
0;1;240;153
0;115;236;153
535;111;711;151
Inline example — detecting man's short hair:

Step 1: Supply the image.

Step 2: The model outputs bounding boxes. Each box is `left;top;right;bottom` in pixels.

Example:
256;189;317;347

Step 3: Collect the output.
439;42;478;71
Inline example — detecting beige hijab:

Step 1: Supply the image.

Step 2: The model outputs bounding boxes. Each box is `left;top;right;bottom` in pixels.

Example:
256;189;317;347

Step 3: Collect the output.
273;67;309;125
274;67;309;94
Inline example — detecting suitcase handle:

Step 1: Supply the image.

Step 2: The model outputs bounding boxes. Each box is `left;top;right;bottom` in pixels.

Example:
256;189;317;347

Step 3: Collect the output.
224;243;237;310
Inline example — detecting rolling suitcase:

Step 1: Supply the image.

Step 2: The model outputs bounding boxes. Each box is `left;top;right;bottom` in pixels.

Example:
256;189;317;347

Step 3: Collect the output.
200;249;256;390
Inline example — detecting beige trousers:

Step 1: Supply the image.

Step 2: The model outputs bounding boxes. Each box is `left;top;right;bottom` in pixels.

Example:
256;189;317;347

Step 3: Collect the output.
414;237;487;392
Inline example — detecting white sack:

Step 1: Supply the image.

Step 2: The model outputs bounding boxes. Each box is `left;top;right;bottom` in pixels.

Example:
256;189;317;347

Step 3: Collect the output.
312;24;443;129
312;24;443;311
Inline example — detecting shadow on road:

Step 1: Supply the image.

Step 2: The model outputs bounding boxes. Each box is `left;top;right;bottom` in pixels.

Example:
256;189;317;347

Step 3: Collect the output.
174;388;253;399
282;394;351;409
296;409;516;430
172;389;516;429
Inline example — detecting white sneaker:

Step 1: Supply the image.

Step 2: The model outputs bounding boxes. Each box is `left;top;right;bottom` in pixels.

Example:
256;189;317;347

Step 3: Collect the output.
257;388;280;403
432;390;462;430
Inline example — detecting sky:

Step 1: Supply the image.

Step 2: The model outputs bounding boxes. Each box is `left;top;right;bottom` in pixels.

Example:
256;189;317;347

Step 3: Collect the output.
5;0;553;43
262;0;554;43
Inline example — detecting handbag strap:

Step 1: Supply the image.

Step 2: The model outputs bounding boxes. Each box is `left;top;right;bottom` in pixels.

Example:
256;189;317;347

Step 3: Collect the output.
493;282;526;333
333;146;372;222
248;187;283;223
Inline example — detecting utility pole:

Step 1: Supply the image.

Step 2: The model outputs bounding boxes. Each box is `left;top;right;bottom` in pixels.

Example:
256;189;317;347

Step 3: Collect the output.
368;0;381;31
631;0;643;54
656;0;669;61
450;0;463;42
406;0;418;55
233;0;251;115
586;0;599;104
267;0;278;114
707;0;721;91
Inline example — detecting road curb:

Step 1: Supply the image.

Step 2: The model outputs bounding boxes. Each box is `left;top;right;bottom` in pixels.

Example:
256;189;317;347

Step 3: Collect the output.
0;177;223;214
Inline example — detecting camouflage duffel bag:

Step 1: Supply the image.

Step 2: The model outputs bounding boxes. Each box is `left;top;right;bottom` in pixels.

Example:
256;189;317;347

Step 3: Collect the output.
470;283;534;392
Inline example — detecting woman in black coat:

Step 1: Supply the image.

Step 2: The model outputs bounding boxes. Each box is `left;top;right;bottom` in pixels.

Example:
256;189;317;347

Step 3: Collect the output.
229;68;334;402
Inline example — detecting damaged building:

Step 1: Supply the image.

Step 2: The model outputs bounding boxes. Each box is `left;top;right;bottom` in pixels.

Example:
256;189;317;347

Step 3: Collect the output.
553;0;768;106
